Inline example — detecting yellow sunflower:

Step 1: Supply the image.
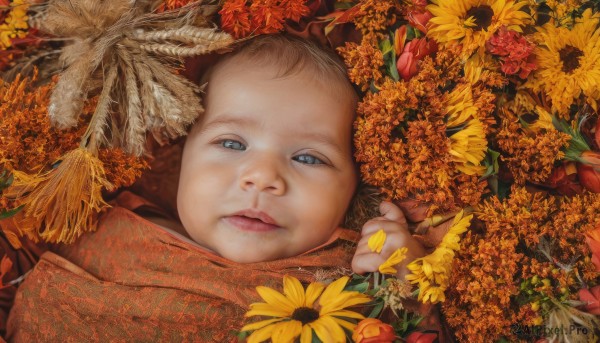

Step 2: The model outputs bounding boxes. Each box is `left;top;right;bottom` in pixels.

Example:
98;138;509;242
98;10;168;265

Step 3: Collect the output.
527;8;600;117
242;275;371;343
427;0;531;58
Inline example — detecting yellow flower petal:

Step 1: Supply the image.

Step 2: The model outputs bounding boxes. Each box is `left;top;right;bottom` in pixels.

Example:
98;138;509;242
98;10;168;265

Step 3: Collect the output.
246;303;291;318
241;318;285;332
256;286;296;314
272;320;302;343
300;324;313;343
305;281;325;308
283;275;305;308
378;247;408;275
367;229;386;253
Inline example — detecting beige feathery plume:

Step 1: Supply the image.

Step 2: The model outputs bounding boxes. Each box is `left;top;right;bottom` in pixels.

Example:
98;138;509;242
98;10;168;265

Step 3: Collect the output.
40;0;234;155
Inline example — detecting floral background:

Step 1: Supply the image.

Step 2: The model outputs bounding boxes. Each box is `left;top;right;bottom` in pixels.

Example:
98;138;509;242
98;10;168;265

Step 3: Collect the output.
1;0;600;342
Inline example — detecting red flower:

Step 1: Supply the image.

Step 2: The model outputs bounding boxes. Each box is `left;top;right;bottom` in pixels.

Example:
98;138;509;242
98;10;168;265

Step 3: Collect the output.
396;38;437;81
486;26;537;78
352;318;396;343
578;286;600;315
407;10;433;34
545;163;583;196
577;151;600;193
585;224;600;272
406;331;439;343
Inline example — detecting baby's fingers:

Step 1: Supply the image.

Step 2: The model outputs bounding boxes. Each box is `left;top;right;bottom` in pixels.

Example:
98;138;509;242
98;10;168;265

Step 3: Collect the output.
351;252;385;275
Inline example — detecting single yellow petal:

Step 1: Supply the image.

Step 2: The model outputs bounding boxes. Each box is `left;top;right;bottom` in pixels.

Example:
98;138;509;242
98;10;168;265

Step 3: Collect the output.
272;320;302;343
283;275;306;308
319;292;371;314
327;309;366;320
246;303;290;318
300;323;313;343
305;281;325;308
331;316;358;332
310;319;335;343
247;321;280;343
319;276;349;303
367;229;386;253
241;318;286;332
378;247;408;275
256;286;295;314
319;316;346;343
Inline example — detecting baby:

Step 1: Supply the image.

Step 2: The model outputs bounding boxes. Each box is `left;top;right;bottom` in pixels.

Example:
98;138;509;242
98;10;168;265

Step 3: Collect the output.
3;34;424;341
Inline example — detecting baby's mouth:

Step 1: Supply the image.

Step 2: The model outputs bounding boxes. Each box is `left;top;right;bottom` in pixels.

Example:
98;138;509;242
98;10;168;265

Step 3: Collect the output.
225;209;281;232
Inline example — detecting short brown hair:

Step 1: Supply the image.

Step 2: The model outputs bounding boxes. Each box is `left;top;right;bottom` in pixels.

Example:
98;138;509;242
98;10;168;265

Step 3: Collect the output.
202;34;357;104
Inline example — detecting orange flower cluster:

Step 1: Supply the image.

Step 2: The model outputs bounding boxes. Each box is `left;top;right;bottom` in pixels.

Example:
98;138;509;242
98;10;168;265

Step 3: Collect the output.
443;187;600;342
496;112;571;185
219;0;309;39
337;35;385;91
0;74;148;211
353;0;398;38
352;50;489;212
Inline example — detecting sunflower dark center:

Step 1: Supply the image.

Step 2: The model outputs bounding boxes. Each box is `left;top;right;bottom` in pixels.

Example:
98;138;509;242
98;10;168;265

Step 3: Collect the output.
559;45;583;73
291;307;320;325
466;5;494;31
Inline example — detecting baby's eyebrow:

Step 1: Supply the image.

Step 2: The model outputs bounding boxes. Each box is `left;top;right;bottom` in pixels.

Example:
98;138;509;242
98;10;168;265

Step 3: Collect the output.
196;115;255;135
298;131;344;155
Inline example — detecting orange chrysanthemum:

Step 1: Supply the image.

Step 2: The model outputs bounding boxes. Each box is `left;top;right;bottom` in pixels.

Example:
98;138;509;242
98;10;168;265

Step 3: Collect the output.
219;0;309;39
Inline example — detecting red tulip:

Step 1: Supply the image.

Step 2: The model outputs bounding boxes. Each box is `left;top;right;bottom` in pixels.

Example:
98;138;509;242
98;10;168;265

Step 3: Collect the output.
397;38;437;81
545;163;583;196
407;10;433;34
352;318;396;343
578;285;600;315
406;331;438;343
394;26;408;56
577;163;600;193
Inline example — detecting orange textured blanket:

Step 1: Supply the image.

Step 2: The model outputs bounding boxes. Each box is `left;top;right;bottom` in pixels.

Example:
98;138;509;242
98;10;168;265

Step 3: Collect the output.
5;193;358;342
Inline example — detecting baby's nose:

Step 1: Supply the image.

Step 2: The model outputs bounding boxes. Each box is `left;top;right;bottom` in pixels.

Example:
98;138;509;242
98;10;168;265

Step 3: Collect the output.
239;158;286;195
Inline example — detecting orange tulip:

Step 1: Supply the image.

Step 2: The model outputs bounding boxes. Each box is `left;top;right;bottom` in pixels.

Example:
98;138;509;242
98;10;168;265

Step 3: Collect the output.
405;331;438;343
352;318;396;343
585;224;600;272
578;285;600;315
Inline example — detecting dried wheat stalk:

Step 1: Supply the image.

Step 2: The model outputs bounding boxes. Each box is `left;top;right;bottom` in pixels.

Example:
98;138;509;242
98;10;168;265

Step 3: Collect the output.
41;0;233;155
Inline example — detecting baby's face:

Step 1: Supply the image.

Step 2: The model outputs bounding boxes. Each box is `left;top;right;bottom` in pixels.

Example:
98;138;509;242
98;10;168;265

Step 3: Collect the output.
177;61;357;263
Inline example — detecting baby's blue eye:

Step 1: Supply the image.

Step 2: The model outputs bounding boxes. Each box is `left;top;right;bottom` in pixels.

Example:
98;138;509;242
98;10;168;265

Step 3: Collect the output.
221;139;246;150
293;154;324;165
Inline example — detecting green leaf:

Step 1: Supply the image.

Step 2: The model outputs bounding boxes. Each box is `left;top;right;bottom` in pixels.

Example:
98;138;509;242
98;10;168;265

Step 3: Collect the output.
481;148;501;179
0;171;13;190
368;300;384;318
311;331;323;343
344;281;369;293
0;206;22;220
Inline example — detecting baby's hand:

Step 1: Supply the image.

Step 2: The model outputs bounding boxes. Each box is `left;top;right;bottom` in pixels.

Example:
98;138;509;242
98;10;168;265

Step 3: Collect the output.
352;201;426;280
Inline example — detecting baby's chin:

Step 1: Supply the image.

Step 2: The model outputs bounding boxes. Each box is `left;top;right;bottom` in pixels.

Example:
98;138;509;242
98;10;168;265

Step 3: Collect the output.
218;248;285;264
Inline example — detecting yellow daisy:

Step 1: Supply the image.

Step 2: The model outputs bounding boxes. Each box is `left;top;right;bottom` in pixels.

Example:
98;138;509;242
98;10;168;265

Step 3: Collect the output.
242;275;371;343
449;118;488;176
528;8;600;116
427;0;531;58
